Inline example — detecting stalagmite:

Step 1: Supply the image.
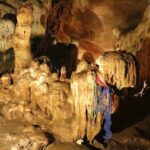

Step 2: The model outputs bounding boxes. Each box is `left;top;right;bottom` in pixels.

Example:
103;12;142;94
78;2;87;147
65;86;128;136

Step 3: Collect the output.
12;3;33;71
70;60;102;142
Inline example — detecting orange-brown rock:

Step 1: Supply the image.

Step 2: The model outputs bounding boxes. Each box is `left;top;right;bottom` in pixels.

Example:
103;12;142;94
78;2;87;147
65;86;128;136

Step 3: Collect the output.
136;38;150;86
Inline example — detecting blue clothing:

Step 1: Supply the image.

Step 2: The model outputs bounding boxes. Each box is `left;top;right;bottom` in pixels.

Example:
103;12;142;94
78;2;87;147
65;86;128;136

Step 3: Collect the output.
97;86;112;141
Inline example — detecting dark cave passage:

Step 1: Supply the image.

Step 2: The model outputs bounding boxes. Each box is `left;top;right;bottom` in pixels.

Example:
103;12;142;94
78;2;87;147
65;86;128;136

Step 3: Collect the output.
31;37;78;78
111;96;150;133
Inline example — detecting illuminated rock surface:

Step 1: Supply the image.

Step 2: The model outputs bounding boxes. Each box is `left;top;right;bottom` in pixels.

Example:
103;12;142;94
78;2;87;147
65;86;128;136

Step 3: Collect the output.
0;19;15;51
0;60;102;143
0;54;139;149
0;0;150;150
12;3;33;71
96;51;137;89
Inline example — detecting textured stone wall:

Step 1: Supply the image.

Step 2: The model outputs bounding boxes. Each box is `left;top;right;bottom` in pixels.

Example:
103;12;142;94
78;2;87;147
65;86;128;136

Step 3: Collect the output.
0;0;50;37
136;38;150;86
115;5;150;54
0;19;15;51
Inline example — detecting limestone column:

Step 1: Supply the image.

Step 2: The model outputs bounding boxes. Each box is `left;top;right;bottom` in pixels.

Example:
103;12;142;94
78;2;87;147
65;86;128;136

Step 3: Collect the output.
12;3;33;71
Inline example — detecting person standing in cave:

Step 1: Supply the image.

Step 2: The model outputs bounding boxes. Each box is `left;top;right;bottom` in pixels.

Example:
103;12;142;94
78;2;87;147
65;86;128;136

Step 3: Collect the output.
96;72;112;143
90;62;112;143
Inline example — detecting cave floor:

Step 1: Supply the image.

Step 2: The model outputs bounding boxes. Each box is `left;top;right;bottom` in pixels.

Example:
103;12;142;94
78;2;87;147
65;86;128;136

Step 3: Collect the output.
0;96;150;150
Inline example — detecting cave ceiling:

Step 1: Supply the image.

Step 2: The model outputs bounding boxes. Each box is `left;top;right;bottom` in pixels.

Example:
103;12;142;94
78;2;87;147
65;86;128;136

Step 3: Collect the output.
60;0;148;52
0;0;149;54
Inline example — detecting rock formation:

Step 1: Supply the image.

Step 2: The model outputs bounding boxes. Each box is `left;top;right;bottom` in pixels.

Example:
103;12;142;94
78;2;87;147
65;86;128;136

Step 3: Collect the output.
0;60;100;142
96;51;137;89
136;38;150;86
12;3;33;71
115;5;150;54
0;50;137;144
0;0;50;37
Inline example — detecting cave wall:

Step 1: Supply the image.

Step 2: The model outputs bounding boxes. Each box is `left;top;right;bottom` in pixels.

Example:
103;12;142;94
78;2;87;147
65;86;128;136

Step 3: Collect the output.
115;5;150;86
0;0;50;39
136;38;150;86
0;19;15;51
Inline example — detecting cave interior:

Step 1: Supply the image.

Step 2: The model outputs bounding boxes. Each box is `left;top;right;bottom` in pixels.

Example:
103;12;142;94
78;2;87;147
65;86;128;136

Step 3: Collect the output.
0;0;150;150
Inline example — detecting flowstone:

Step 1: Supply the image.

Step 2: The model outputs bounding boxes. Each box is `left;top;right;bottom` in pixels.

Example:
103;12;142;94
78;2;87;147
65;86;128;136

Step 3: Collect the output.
0;51;137;144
